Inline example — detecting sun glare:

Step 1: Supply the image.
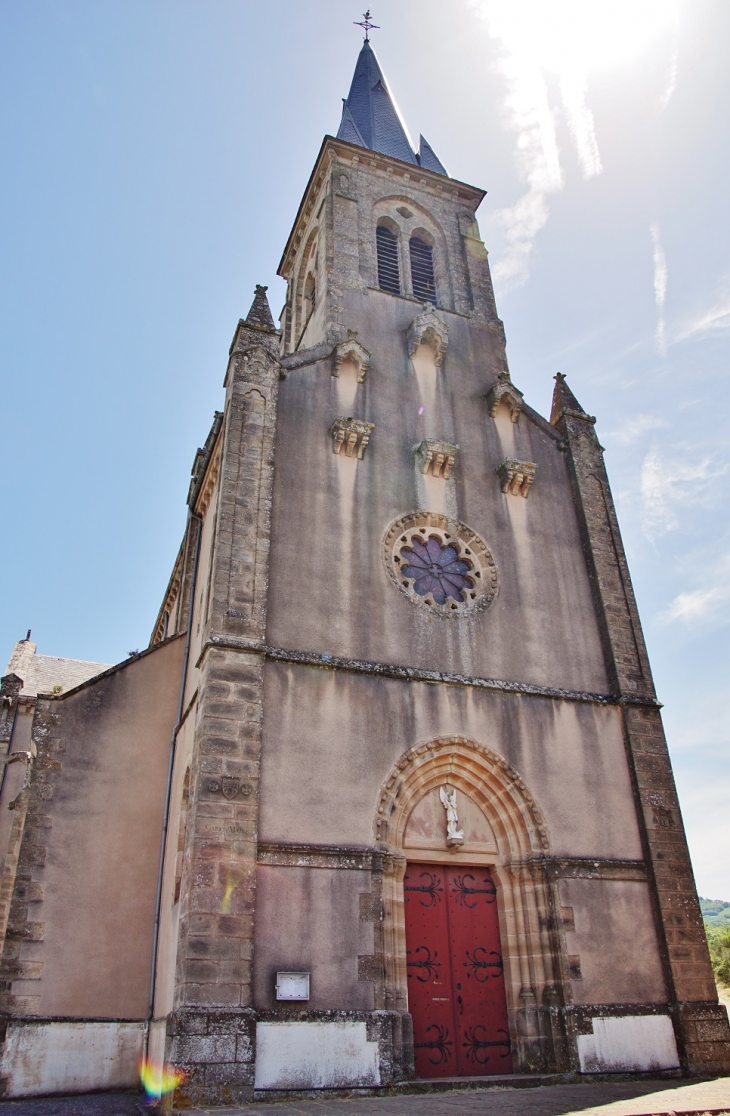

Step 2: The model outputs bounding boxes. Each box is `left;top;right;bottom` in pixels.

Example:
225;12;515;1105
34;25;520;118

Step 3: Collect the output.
484;0;679;74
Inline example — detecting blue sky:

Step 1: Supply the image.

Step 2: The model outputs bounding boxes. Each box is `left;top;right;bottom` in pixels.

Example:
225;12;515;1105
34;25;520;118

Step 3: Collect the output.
1;1;728;898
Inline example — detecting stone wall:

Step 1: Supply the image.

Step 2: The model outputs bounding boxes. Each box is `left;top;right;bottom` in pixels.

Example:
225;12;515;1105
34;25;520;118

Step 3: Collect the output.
0;636;184;1025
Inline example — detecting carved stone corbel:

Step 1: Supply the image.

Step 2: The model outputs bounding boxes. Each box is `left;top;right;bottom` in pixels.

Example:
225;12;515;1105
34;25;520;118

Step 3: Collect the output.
407;308;449;367
415;439;458;479
486;372;524;423
331;417;374;460
497;458;537;498
332;331;370;383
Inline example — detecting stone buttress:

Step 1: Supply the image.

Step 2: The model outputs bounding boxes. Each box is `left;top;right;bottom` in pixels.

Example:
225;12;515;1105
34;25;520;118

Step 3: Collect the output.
551;374;730;1074
164;288;280;1106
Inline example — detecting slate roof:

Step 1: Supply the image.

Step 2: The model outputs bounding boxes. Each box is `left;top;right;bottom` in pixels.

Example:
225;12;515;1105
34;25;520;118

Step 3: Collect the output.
5;640;110;697
337;41;448;176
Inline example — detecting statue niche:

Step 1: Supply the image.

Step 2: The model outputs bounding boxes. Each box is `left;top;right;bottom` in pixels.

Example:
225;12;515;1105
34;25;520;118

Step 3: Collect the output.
403;785;497;854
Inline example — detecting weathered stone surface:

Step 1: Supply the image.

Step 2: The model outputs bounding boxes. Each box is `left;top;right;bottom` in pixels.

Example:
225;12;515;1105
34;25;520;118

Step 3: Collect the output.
551;376;730;1073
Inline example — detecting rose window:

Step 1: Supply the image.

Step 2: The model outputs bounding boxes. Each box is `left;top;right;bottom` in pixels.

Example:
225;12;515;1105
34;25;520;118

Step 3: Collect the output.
384;513;499;618
400;535;472;606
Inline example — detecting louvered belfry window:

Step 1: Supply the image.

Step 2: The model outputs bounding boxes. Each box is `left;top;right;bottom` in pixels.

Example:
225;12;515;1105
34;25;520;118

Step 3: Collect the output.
410;236;437;304
377;225;400;294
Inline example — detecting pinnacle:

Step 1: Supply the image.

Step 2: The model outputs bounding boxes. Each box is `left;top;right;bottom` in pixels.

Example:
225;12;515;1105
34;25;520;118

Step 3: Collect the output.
550;372;589;426
244;285;276;332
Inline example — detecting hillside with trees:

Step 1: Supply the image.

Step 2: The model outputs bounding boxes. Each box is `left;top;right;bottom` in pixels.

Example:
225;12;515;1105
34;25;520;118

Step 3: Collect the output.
702;899;730;995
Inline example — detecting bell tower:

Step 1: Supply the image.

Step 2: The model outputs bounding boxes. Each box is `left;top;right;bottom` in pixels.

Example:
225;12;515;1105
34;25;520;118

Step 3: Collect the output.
278;38;502;359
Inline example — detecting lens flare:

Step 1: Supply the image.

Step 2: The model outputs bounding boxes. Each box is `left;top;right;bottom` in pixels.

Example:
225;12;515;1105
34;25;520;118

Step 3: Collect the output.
220;865;243;914
138;1056;186;1100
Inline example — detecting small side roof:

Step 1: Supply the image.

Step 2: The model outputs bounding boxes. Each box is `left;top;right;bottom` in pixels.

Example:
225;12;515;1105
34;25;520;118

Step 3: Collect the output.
5;639;111;697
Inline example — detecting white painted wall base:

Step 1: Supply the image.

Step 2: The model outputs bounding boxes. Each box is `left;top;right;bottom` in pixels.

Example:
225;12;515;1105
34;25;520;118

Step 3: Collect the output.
577;1015;680;1073
147;1018;167;1069
0;1021;144;1097
254;1021;380;1089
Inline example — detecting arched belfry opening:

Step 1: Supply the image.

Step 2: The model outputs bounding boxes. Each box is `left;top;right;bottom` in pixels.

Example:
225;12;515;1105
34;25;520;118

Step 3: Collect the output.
376;219;401;294
409;231;437;304
375;737;570;1075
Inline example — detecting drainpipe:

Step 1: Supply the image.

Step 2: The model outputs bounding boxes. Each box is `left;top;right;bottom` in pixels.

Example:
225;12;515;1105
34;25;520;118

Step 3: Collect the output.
143;510;203;1061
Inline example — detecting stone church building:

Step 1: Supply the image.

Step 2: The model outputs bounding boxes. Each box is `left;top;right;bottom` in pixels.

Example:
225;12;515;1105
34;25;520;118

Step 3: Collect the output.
0;37;728;1105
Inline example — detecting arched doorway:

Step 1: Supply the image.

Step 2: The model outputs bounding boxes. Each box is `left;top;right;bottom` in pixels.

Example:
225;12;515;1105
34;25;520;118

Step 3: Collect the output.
375;736;570;1076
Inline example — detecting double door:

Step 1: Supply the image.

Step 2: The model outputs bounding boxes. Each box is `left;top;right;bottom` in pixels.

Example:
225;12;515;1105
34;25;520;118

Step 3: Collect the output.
404;862;512;1077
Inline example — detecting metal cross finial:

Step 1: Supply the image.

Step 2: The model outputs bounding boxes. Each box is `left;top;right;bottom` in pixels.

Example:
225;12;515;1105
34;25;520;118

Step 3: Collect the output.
354;9;379;41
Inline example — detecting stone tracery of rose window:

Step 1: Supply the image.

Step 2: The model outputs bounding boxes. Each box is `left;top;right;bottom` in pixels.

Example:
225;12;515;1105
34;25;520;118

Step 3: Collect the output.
384;513;499;618
399;534;473;606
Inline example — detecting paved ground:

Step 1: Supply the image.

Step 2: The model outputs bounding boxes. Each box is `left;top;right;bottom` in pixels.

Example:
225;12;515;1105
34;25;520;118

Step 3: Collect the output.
185;1078;730;1116
0;1078;729;1116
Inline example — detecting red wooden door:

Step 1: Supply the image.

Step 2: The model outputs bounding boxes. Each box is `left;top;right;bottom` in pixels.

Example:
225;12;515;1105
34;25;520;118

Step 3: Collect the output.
404;863;512;1077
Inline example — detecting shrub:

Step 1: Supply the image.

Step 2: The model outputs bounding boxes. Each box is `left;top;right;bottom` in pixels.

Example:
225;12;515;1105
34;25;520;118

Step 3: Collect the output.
705;922;730;987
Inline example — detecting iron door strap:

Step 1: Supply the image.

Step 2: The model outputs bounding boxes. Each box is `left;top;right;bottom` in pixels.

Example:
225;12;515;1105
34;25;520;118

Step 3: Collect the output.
406;945;442;982
464;946;504;980
462;1026;511;1066
404;870;444;906
414;1024;454;1066
451;872;497;907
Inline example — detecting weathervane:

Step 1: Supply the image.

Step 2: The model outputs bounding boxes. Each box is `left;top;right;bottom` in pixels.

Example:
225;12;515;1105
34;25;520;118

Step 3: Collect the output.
354;9;379;41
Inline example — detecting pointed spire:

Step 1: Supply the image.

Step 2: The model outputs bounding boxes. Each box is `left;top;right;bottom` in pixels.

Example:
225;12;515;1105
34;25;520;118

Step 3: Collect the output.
336;41;447;175
418;135;448;176
245;285;276;332
550;373;593;426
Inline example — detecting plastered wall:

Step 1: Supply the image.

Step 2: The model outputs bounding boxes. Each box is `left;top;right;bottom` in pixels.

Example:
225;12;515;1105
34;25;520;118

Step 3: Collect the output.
253;866;374;1011
560;878;668;1004
6;636;184;1019
268;290;608;695
259;661;641;860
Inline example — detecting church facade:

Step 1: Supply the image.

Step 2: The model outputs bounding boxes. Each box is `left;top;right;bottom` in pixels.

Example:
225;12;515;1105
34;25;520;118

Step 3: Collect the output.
0;40;728;1105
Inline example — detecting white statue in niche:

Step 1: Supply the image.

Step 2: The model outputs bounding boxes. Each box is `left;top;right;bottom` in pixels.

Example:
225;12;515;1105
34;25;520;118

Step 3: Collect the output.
439;785;465;847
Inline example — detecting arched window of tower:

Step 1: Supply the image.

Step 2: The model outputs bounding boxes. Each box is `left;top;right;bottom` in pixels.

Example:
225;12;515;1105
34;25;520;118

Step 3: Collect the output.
376;221;400;295
304;273;316;318
410;233;437;305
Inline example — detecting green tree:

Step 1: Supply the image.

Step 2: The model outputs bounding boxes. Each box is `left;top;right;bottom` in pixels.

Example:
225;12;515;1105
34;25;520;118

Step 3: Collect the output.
705;923;730;988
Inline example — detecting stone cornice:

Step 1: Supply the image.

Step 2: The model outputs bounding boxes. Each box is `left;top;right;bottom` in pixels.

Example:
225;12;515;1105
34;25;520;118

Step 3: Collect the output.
255;842;648;881
200;636;661;708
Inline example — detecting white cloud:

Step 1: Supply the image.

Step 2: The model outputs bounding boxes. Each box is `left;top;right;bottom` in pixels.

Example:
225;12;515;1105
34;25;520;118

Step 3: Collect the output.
470;0;679;290
677;774;730;899
660;50;679;110
640;447;727;539
662;552;730;627
478;21;563;290
664;586;726;624
650;224;668;357
604;414;669;445
676;277;730;340
559;68;602;179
